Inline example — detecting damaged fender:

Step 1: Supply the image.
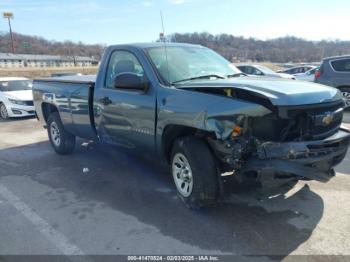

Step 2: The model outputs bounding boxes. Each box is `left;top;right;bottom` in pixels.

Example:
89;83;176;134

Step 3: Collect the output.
204;104;271;139
157;86;272;140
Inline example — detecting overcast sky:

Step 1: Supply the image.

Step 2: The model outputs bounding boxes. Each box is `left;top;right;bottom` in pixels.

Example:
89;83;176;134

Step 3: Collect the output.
1;0;350;45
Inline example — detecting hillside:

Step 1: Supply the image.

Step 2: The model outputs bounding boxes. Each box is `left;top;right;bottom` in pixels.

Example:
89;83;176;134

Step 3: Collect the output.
2;31;350;63
0;32;105;60
170;33;350;63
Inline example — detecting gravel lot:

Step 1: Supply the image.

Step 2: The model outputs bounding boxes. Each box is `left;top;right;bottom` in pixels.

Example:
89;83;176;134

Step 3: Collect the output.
0;114;349;260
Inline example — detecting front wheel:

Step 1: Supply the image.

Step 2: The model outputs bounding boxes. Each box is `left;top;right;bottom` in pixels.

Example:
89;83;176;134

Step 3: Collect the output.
47;112;76;154
0;103;9;120
340;87;350;109
171;136;219;208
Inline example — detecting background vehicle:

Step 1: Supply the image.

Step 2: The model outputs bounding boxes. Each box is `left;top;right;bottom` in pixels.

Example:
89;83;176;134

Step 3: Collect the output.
51;72;82;77
236;64;295;79
278;65;316;75
294;66;319;82
315;55;350;108
33;43;350;208
0;77;34;120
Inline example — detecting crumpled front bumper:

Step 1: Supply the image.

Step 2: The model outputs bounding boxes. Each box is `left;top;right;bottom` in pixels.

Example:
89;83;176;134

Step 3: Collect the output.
242;127;350;182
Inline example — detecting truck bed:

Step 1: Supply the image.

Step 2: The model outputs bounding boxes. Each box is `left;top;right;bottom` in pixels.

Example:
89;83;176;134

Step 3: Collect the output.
36;74;96;84
33;75;97;140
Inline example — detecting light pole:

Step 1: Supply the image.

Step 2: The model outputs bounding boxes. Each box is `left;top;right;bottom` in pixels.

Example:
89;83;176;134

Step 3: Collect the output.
3;12;15;53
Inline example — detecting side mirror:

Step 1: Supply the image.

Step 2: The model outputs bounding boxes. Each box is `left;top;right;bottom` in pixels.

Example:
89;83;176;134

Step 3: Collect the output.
114;73;149;91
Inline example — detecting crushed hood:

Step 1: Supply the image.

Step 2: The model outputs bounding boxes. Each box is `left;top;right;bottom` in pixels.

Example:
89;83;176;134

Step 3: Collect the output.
176;77;342;106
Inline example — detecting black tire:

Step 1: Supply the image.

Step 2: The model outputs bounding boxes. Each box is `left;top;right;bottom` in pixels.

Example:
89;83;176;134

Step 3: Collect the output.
170;136;219;208
0;103;9;120
47;112;76;154
339;87;350;109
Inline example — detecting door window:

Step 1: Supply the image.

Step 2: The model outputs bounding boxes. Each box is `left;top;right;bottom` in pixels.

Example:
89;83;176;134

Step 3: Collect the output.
105;50;145;89
331;59;350;72
247;66;263;75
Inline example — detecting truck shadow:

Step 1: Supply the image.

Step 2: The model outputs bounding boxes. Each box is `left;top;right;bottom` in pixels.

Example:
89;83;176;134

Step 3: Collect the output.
0;140;325;257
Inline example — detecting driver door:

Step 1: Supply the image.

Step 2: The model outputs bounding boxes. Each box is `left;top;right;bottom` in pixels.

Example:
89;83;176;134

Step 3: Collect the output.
96;50;157;152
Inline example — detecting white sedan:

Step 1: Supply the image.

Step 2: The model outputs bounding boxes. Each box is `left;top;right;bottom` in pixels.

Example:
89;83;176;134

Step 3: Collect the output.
294;66;319;82
0;77;35;120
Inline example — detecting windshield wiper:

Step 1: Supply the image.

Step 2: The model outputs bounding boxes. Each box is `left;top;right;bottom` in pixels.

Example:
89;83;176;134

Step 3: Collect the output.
226;72;247;78
171;74;225;84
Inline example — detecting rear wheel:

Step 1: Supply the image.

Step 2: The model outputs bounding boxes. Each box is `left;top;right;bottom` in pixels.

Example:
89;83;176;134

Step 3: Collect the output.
171;136;219;208
339;87;350;109
0;103;9;120
47;112;76;154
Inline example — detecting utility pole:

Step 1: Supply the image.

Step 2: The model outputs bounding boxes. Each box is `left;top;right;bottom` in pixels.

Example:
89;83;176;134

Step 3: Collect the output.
3;12;15;53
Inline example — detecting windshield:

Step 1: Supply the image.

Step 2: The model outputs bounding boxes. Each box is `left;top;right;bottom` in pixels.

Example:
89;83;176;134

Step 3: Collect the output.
254;65;277;74
0;80;32;91
145;46;241;84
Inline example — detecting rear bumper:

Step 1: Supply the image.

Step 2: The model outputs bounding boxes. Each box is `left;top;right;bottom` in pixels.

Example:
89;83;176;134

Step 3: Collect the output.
241;128;350;182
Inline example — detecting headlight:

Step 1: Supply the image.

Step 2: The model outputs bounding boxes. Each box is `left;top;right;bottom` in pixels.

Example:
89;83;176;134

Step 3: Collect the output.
8;99;26;105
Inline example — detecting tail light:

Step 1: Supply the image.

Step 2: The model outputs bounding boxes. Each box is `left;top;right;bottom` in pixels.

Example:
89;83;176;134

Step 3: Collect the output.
315;70;321;78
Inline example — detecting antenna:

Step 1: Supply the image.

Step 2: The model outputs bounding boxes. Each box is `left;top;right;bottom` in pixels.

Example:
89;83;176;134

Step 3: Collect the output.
160;10;171;85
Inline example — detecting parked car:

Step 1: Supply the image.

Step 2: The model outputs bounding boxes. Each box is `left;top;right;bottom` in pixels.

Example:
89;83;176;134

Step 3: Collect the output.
315;55;350;108
0;77;35;120
278;65;316;75
236;64;295;79
294;66;319;82
33;43;350;208
51;72;82;77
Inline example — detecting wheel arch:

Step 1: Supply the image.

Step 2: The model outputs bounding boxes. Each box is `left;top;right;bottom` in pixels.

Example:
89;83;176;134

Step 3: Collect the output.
161;124;216;163
336;85;350;89
41;102;59;123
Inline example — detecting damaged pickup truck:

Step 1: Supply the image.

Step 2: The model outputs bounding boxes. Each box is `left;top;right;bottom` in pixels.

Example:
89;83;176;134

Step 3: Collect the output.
33;43;350;208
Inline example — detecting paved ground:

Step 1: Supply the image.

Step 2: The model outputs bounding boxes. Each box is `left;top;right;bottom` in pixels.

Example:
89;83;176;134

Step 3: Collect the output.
0;114;349;260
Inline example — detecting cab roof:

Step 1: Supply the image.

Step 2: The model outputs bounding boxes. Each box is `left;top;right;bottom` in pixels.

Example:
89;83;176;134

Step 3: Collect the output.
108;42;203;49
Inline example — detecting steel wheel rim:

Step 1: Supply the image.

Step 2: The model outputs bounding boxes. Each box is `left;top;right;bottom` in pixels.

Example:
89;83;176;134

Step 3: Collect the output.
50;122;61;147
0;104;8;119
341;91;350;108
172;153;193;197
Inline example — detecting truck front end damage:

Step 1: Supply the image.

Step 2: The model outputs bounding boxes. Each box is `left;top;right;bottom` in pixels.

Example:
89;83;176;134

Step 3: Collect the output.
205;96;350;183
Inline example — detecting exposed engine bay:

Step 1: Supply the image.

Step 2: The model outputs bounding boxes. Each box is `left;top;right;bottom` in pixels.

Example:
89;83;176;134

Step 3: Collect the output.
182;86;350;182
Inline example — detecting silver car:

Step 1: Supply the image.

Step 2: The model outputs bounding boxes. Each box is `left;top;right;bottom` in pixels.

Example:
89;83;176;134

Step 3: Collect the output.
236;64;295;79
294;66;319;82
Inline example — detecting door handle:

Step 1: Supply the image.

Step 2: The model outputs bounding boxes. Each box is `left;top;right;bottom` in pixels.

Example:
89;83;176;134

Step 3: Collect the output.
100;96;112;105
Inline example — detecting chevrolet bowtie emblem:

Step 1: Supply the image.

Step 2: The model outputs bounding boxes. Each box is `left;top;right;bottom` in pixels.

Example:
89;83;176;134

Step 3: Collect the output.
322;112;333;125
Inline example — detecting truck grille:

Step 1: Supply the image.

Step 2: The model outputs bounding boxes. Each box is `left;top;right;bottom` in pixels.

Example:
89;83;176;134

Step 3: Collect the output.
285;101;343;140
251;100;344;142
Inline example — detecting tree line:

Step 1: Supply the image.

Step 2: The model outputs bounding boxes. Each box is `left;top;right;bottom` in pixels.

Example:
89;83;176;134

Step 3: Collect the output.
169;32;350;63
0;32;105;60
1;31;350;63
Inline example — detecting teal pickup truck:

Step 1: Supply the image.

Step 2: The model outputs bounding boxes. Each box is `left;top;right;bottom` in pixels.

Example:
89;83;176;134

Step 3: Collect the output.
33;43;350;208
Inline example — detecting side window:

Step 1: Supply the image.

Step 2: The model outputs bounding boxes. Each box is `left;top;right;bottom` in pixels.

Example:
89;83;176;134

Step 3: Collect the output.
245;66;253;74
331;59;350;72
293;68;301;74
309;68;316;74
250;67;263;75
305;66;312;72
105;50;145;89
237;66;246;73
245;66;254;74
